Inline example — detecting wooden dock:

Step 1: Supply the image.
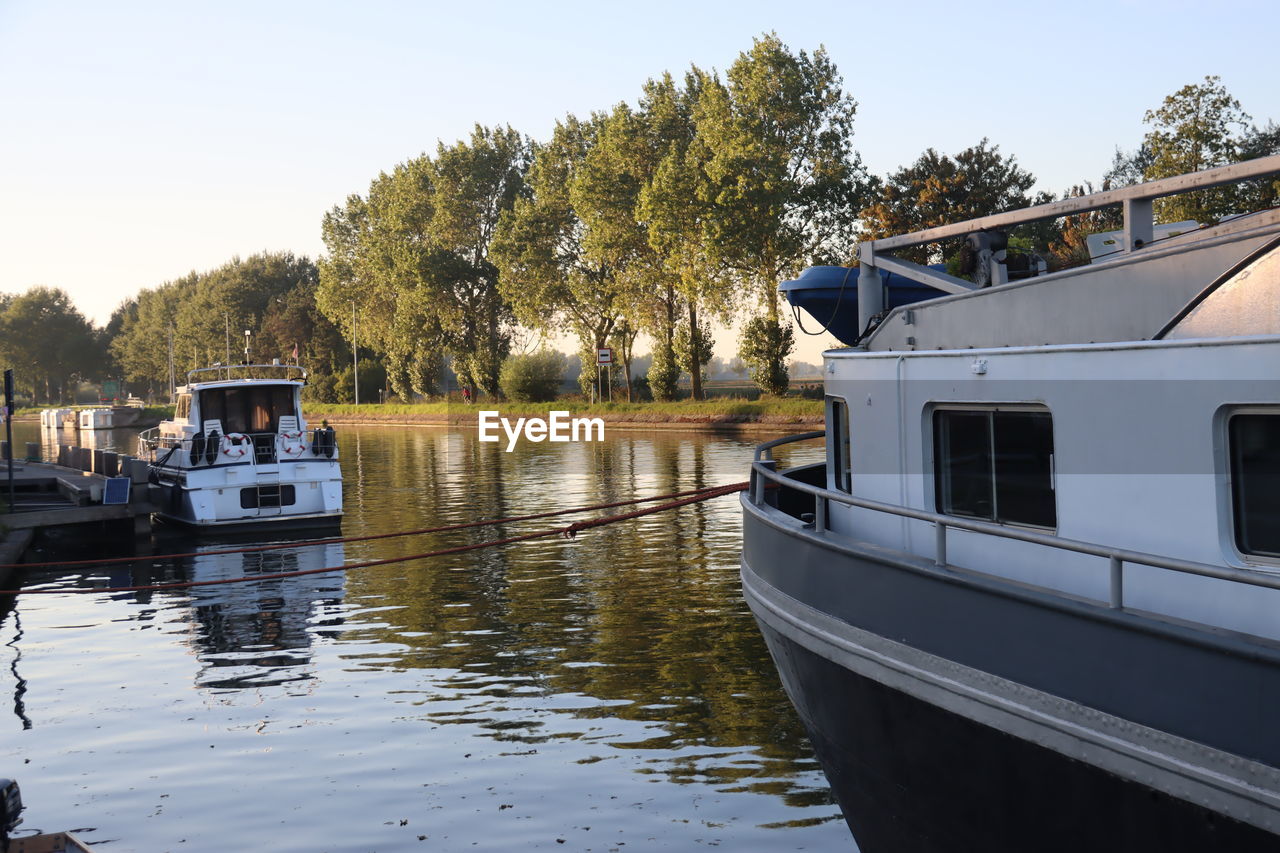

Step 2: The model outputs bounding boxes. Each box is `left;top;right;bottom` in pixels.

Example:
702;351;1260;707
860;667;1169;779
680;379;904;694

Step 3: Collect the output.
0;455;155;588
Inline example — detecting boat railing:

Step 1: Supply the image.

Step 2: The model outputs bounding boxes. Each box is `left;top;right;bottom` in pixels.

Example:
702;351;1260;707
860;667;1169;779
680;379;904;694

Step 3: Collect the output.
750;432;1280;607
185;363;307;384
138;426;336;466
854;155;1280;334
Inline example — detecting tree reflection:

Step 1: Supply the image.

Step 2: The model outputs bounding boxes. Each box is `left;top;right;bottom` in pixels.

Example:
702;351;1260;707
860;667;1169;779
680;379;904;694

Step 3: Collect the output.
339;426;834;811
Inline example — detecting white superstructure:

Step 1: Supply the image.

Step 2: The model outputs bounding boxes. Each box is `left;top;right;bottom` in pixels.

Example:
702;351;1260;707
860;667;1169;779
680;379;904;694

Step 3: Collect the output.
138;364;342;529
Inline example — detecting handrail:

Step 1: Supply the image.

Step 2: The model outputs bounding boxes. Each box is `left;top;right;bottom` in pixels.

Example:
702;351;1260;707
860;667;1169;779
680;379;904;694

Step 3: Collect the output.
749;432;1280;606
863;155;1280;254
185;363;307;383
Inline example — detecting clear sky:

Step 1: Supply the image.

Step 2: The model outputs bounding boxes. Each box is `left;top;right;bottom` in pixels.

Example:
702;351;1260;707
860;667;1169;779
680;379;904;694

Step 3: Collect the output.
1;0;1276;364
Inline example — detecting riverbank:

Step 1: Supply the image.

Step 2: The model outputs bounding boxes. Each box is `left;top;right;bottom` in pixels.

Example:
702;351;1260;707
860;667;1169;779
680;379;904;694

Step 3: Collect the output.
306;399;824;432
12;400;826;432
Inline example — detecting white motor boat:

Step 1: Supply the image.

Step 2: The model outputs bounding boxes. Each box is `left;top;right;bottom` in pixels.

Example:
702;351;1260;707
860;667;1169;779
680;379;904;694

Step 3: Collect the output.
138;364;342;530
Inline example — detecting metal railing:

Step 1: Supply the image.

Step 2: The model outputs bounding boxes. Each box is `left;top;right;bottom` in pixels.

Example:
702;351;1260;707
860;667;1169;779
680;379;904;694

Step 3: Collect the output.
185;363;307;383
750;432;1280;608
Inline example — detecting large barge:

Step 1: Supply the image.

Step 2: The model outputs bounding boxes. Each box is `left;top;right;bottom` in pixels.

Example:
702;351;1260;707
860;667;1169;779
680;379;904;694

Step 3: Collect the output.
742;156;1280;850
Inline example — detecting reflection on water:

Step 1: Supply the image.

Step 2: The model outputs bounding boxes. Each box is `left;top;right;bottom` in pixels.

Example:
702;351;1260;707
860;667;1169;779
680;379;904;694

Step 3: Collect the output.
1;424;850;851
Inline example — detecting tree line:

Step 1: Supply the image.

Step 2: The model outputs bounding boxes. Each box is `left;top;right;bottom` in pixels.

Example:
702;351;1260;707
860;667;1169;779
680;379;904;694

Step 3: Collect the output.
10;48;1278;406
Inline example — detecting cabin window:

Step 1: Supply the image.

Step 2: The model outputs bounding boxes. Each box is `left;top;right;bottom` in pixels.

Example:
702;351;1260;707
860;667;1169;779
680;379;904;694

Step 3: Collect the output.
827;396;852;492
199;386;296;434
933;408;1055;528
1228;414;1280;558
176;394;191;420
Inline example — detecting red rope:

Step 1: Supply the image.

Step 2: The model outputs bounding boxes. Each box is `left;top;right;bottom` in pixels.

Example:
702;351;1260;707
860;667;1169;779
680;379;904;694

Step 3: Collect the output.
1;483;742;570
0;483;749;596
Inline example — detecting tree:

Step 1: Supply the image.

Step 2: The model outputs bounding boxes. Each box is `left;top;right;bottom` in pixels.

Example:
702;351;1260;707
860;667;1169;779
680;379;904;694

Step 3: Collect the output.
860;139;1041;264
492;114;643;400
321;125;529;401
638;69;733;401
0;287;101;404
1236;120;1280;212
499;349;566;402
695;34;868;393
111;253;327;398
1048;183;1124;268
430;125;529;398
1141;75;1252;223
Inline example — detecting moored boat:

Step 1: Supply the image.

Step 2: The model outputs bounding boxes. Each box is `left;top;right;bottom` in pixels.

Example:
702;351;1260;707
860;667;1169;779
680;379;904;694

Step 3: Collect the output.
138;363;342;530
743;156;1280;850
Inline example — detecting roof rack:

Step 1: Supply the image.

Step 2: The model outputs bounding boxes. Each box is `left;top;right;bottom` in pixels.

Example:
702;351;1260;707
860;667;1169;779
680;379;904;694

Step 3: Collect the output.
185;363;308;384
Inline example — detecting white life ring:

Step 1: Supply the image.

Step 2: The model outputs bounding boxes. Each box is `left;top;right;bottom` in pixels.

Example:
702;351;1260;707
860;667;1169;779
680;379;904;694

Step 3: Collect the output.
277;429;306;457
221;432;251;459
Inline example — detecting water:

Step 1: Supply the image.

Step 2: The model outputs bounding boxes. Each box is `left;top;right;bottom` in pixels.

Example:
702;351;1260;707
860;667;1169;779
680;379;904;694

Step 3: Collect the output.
1;424;851;851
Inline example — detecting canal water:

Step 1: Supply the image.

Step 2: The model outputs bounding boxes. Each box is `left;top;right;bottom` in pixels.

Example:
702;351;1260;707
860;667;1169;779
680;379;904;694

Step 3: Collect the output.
1;424;853;852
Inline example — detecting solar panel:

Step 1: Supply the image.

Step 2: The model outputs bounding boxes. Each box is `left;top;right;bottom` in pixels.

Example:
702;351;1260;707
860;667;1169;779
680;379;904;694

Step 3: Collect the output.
103;477;131;505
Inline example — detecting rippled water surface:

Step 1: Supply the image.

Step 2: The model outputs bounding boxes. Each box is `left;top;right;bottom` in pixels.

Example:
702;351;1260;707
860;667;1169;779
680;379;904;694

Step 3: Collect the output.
1;424;850;851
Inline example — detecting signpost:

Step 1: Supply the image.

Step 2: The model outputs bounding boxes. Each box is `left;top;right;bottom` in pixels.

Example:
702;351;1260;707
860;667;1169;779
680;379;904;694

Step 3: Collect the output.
596;348;613;403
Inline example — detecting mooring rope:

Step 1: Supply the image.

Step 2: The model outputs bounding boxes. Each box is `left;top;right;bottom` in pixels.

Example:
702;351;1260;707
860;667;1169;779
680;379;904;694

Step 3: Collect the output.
0;482;749;596
0;483;743;571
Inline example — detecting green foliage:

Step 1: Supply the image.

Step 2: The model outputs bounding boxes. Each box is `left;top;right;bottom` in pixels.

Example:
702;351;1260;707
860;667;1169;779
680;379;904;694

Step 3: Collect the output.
111;252;327;397
647;334;680;402
0;287;103;404
737;315;794;397
319;125;529;401
672;315;714;391
499;349;566;402
1142;76;1251;223
860;139;1040;264
697;33;867;303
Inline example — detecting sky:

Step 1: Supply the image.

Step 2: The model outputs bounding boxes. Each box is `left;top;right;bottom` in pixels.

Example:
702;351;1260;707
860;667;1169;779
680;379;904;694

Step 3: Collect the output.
1;0;1277;365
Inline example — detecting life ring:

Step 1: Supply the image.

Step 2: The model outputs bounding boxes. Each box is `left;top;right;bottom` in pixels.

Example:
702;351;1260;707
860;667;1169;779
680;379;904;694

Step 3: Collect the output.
221;432;251;459
277;430;306;457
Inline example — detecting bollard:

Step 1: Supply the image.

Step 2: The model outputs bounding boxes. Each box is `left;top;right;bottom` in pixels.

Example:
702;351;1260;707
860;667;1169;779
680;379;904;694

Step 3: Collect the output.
0;441;8;461
128;458;150;484
25;442;39;462
77;447;92;471
92;449;105;475
103;451;119;477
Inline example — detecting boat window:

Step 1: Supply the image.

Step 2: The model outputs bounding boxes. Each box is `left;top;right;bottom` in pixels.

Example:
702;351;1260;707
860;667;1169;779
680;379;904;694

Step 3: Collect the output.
198;386;296;435
934;408;1055;528
827;396;852;492
176;394;191;420
1229;414;1280;558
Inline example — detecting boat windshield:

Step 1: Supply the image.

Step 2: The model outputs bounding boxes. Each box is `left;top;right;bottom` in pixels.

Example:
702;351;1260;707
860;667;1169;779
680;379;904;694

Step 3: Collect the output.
198;385;296;434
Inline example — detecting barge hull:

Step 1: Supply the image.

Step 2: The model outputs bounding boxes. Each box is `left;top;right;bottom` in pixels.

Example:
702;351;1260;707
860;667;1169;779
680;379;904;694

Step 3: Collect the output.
741;497;1280;850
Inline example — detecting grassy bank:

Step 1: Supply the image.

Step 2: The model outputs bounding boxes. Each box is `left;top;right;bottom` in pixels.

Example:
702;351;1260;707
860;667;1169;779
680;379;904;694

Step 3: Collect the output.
308;397;823;426
12;399;825;429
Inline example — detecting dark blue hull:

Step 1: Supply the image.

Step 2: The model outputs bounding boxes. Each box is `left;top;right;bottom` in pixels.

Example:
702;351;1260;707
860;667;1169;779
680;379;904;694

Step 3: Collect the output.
756;620;1278;852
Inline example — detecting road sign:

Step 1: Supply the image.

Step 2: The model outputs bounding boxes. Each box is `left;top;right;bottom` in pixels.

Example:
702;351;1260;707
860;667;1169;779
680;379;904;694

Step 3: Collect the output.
596;348;613;365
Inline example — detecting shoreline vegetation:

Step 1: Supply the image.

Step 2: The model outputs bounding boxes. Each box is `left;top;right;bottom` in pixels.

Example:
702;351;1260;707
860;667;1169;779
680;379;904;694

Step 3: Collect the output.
14;399;824;432
309;398;823;430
